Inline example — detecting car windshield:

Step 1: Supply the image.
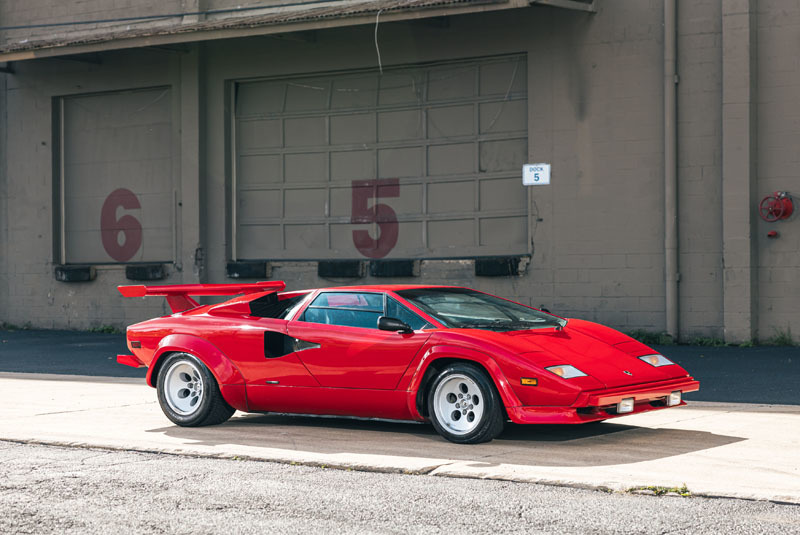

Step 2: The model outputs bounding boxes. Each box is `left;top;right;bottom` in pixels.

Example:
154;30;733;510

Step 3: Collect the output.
396;288;566;332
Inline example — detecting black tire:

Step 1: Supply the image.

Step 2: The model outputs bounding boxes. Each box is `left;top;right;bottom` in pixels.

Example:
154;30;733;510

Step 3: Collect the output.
427;363;505;444
156;353;235;427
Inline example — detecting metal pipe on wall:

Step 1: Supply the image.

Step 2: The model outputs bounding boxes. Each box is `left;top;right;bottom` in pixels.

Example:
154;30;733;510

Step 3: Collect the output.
664;0;679;340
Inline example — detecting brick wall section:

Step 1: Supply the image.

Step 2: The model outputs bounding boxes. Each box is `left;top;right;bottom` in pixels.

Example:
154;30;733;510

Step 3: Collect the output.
756;1;800;342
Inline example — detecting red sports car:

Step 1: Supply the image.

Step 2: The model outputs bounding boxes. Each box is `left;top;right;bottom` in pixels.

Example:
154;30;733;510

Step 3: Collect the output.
117;281;699;444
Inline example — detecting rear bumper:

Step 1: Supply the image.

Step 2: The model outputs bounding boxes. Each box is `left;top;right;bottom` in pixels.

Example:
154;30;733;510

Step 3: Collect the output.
507;376;700;424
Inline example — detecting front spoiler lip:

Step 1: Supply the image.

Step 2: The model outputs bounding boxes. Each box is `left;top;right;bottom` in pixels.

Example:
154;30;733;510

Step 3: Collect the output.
507;376;700;424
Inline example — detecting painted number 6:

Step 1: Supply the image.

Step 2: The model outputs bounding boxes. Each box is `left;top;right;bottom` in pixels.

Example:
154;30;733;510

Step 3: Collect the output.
100;188;143;262
351;179;399;259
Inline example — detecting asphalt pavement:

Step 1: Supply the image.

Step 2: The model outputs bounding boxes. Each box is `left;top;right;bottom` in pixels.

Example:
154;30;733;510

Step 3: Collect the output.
2;441;798;535
1;329;798;404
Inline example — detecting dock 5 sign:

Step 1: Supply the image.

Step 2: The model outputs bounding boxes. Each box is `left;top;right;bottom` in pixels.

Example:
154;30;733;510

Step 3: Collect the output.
522;164;551;186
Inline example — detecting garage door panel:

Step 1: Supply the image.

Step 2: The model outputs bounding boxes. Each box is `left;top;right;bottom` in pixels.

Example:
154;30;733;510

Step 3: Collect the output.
429;219;475;248
428;180;474;214
116;159;174;193
285;152;326;182
239;189;282;221
330;223;353;251
329;186;351;217
480;177;527;212
394;221;424;252
239;224;282;258
285;223;327;250
238;119;282;150
379;73;424;105
480;59;526;96
480;216;527;247
428;143;474;176
427;105;475;138
378;109;423;142
479;138;527;173
239;154;282;186
479;100;527;134
332;75;378;109
65;123;171;164
284;188;327;218
234;55;528;261
394;184;424;216
237;82;286;115
331;150;375;182
330;113;376;145
285;80;330;112
378;147;423;178
285;117;326;147
428;66;476;101
138;193;174;227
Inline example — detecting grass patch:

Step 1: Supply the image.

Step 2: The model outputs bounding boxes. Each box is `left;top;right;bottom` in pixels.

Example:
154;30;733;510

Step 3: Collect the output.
87;325;122;334
625;330;675;346
628;484;691;497
765;326;795;346
0;321;31;331
627;330;763;348
683;336;727;347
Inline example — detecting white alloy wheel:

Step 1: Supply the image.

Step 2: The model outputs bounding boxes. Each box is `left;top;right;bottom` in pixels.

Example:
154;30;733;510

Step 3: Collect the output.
162;359;204;416
432;373;485;436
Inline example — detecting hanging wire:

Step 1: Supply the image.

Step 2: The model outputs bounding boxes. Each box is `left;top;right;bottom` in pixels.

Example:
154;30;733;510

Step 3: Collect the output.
374;9;384;75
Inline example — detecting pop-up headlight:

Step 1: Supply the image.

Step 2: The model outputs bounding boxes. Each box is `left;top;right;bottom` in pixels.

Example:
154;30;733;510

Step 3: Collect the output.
545;365;587;379
638;354;675;367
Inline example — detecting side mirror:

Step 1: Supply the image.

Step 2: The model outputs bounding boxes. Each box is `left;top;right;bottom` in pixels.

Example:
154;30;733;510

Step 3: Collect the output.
378;316;413;334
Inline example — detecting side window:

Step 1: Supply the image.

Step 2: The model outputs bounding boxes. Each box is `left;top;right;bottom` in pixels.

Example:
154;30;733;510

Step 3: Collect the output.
302;292;383;329
386;297;429;331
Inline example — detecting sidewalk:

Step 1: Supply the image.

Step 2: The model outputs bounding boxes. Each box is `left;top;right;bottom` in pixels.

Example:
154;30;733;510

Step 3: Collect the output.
1;372;798;503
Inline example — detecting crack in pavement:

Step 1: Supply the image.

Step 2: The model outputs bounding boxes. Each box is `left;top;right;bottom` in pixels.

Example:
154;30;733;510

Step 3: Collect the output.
34;401;157;416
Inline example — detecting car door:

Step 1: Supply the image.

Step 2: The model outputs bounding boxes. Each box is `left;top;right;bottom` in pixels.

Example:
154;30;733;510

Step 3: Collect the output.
287;291;432;390
206;291;319;388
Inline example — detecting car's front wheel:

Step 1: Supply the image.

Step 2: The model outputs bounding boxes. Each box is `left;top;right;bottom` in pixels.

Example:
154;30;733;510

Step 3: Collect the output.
156;353;235;426
428;363;505;444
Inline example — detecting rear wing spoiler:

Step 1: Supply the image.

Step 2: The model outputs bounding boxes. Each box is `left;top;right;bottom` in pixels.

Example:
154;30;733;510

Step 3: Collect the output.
118;281;286;313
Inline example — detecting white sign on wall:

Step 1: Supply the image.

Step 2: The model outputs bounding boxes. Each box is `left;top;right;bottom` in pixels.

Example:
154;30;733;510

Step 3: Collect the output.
522;163;551;186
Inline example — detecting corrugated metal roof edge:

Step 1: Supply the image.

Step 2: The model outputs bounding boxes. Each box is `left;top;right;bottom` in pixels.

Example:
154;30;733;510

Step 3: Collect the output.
0;0;523;61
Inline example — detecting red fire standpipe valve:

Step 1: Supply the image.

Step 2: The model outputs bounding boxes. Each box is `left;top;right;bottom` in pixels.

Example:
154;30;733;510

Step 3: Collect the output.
759;191;794;222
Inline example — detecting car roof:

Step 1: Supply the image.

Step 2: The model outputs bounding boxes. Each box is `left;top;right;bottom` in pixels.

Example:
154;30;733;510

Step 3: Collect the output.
310;284;468;293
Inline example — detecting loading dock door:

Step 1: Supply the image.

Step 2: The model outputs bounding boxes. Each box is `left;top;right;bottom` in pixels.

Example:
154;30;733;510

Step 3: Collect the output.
60;87;175;264
234;55;528;260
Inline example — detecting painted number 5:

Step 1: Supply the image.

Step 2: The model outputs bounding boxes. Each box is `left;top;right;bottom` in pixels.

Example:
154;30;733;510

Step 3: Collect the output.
100;188;143;262
351;179;399;259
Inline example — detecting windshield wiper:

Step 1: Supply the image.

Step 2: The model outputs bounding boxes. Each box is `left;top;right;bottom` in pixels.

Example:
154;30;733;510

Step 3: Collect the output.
462;320;548;331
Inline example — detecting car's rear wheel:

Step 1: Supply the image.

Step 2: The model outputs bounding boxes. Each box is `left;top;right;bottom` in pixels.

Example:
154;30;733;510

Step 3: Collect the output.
157;353;235;427
428;363;505;444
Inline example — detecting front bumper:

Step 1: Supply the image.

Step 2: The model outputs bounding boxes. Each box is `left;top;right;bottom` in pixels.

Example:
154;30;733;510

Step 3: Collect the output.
506;376;700;424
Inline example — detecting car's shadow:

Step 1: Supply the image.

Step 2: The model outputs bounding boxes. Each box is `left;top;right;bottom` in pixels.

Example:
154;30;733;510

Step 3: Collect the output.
148;413;744;467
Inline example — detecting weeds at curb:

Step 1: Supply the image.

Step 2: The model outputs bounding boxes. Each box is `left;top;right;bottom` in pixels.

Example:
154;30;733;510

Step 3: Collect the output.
628;484;691;497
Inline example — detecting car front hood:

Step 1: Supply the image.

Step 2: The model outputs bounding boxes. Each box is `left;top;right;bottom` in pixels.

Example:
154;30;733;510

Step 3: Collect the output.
451;321;689;389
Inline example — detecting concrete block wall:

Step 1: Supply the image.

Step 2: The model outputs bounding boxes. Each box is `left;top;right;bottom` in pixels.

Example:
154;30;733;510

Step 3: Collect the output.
0;0;797;341
0;1;184;47
677;0;723;338
0;73;7;325
0;48;190;329
756;1;800;341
